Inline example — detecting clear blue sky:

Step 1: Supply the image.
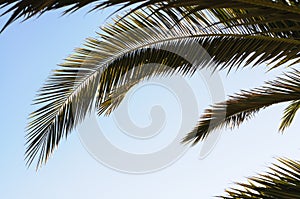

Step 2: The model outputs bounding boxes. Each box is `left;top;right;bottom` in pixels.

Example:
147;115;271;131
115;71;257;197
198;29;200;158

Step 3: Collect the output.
0;5;299;198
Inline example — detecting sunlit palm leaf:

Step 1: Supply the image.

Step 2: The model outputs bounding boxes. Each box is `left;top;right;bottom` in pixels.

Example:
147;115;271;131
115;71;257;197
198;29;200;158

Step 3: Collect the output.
25;9;204;169
25;3;300;168
221;158;300;199
95;5;300;113
183;69;300;144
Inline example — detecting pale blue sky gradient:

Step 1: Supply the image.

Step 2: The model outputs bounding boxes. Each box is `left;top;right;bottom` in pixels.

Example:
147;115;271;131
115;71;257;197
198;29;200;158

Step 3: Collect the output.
0;6;300;199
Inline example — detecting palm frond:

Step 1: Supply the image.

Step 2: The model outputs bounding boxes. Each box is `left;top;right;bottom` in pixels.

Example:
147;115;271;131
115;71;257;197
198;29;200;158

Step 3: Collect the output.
95;5;300;111
221;158;300;199
25;9;203;169
279;99;300;132
183;69;300;145
26;3;300;168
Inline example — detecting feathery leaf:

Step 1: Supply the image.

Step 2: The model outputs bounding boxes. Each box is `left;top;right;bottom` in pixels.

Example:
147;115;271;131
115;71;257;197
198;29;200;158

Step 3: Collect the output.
25;3;300;168
183;69;300;145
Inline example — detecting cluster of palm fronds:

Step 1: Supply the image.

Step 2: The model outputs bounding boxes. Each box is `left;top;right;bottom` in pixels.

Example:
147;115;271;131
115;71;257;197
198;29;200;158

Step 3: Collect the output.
1;0;300;198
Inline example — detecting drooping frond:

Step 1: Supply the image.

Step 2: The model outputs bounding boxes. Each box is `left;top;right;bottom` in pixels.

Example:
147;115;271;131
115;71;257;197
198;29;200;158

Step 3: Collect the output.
183;69;300;145
24;9;206;169
221;158;300;199
279;99;300;132
94;4;300;112
96;2;300;117
25;3;300;168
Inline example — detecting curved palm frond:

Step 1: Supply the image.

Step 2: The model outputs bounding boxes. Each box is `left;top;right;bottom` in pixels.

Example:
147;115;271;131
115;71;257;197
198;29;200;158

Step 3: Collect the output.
183;69;300;145
26;2;300;168
221;158;300;199
279;99;300;132
25;9;207;169
95;2;300;112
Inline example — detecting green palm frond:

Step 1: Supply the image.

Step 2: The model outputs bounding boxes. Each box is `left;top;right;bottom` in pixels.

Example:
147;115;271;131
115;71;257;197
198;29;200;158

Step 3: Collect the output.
95;4;300;113
221;158;300;199
25;2;300;168
183;69;300;145
24;9;203;169
279;99;300;132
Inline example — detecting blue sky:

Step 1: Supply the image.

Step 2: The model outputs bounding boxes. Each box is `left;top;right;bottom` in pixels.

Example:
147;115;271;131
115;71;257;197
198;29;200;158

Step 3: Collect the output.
0;5;300;198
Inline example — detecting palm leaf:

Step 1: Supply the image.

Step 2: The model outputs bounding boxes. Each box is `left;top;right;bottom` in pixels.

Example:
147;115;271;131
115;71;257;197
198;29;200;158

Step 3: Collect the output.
95;5;300;113
26;4;300;168
221;158;300;199
25;9;205;169
183;69;300;145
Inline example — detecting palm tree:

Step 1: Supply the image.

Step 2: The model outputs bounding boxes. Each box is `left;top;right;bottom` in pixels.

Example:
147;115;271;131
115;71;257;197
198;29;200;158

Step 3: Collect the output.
1;0;300;198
